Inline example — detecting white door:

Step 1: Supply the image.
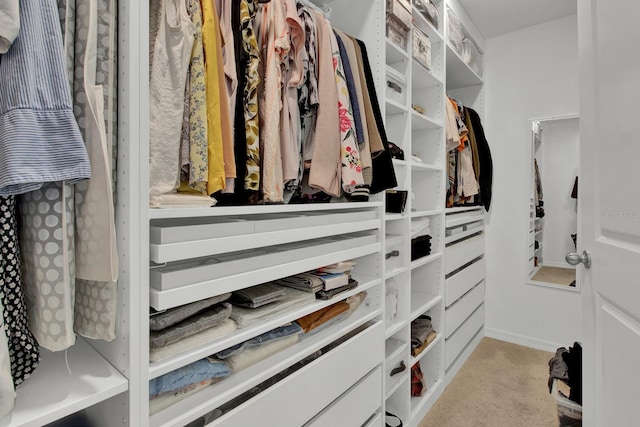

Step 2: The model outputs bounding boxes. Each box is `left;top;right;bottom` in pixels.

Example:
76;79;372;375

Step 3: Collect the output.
579;0;640;425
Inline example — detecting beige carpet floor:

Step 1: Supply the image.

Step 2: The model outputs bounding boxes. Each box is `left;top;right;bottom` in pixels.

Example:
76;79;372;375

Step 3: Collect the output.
532;266;576;287
418;338;559;427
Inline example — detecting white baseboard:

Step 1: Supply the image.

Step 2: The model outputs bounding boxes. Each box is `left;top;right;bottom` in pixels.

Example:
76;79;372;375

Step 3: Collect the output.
484;327;563;352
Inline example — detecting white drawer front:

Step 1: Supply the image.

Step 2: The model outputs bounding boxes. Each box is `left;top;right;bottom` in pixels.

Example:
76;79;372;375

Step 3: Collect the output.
445;257;485;307
446;304;484;369
363;412;383;427
305;367;382;427
445;234;484;275
213;322;384;427
445;281;485;338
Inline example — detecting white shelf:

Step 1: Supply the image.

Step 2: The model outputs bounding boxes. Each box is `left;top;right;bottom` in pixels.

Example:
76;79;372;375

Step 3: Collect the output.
536;230;543;236
150;241;381;310
149;201;382;220
410;293;442;321
410;162;442;172
385;319;407;339
445;206;483;214
386;38;410;65
0;338;128;427
386;98;410;115
386;265;410;279
411;252;443;270
445;43;483;89
412;58;443;90
411;209;443;218
385;213;408;221
410;378;443;419
385;338;408;361
392;159;409;168
150;275;382;378
385;371;409;400
150;309;383;427
411;111;443;131
411;7;443;42
410;334;443;366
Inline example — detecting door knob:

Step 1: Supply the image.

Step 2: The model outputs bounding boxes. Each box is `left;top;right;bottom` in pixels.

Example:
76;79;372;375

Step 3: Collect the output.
565;250;591;269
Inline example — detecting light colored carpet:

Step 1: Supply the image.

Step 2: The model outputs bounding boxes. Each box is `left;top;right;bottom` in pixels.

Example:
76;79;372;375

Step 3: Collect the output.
532;266;576;287
418;338;559;427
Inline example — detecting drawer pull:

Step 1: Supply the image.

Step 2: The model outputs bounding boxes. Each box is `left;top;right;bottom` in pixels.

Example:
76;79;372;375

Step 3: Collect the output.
389;360;406;377
385;250;400;259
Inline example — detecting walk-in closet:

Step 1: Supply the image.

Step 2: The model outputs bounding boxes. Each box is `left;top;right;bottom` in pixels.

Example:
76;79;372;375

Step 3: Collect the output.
0;0;638;426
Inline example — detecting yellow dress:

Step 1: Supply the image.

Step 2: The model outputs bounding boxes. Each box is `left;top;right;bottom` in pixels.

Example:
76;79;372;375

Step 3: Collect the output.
201;0;226;195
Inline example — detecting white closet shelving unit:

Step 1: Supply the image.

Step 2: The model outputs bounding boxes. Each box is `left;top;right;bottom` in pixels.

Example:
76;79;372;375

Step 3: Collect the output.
442;0;486;389
1;1;491;426
382;0;487;425
142;1;387;427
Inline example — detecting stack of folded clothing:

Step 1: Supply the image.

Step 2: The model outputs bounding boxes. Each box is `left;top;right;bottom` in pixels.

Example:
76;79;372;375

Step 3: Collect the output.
216;323;303;372
410;315;437;357
149;357;231;414
296;292;368;336
272;273;324;293
230;286;316;329
230;283;287;308
411;235;432;261
149;294;237;362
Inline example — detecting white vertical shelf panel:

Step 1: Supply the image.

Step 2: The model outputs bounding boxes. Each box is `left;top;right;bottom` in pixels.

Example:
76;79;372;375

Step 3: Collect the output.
0;339;128;427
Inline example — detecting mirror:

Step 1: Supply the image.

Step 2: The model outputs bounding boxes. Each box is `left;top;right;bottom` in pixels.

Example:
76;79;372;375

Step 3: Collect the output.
526;116;579;289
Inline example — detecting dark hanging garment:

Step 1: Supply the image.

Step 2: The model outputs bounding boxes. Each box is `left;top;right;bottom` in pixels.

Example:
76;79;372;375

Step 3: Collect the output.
354;39;397;194
0;196;39;385
466;108;493;211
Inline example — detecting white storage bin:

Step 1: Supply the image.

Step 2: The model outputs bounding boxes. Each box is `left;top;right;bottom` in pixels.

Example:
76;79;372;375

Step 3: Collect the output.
447;6;464;54
386;67;407;105
412;26;431;70
551;379;582;427
385;235;404;273
461;38;483;76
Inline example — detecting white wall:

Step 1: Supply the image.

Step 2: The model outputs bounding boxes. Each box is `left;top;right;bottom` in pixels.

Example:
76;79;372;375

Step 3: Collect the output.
539;118;579;267
483;15;582;350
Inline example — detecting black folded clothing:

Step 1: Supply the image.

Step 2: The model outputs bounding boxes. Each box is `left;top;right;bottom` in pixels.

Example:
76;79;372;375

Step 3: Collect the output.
411;235;432;261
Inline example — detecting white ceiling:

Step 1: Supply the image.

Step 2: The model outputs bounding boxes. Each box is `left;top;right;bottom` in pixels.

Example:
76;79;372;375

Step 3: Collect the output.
457;0;577;39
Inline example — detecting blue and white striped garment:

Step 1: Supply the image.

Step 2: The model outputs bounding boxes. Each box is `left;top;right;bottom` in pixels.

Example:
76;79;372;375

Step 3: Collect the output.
0;0;91;196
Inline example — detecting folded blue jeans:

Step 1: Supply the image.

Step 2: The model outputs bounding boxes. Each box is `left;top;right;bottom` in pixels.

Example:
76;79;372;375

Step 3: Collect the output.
216;323;302;359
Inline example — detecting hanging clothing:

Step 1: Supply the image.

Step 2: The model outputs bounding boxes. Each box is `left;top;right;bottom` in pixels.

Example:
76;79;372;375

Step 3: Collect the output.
0;298;15;417
212;1;237;194
255;0;290;203
0;196;39;385
281;0;305;199
467;107;493;211
0;0;91;196
217;0;238;127
184;0;209;194
149;0;196;203
201;0;229;196
0;0;19;54
328;25;364;194
334;29;372;187
297;5;319;169
308;10;341;197
354;38;397;194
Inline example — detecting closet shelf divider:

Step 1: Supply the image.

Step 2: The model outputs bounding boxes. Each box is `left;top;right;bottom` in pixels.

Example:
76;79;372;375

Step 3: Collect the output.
410;333;443;366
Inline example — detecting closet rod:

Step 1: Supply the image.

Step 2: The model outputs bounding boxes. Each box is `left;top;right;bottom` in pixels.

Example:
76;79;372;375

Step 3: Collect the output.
297;0;331;18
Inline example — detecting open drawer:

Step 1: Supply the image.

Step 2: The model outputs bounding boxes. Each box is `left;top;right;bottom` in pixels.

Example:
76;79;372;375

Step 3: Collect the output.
210;322;384;427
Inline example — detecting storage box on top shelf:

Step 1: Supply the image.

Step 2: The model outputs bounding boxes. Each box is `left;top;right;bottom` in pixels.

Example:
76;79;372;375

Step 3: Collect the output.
387;0;413;26
412;25;432;70
413;0;440;29
387;15;410;51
